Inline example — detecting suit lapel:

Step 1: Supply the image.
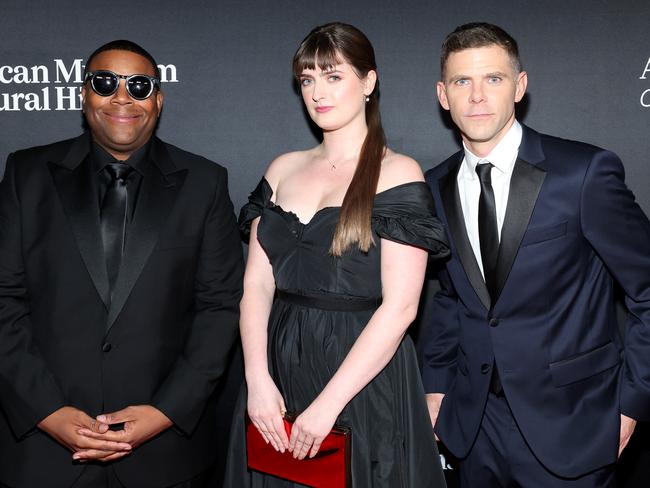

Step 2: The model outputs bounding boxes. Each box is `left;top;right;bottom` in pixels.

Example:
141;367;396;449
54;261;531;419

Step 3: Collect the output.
439;156;491;310
49;134;111;308
492;129;547;304
105;139;187;332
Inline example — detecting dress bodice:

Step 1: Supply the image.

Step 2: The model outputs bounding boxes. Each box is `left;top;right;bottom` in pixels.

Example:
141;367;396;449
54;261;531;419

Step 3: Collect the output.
239;178;449;298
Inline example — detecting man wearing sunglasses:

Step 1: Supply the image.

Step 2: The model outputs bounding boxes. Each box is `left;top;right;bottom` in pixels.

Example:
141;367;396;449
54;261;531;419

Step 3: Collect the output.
0;40;243;488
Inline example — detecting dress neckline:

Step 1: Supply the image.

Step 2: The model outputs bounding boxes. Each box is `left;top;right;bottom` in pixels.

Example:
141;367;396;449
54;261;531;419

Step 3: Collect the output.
260;177;427;227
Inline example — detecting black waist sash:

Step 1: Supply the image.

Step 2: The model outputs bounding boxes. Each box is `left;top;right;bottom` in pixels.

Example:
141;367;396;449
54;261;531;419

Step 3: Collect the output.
276;290;381;311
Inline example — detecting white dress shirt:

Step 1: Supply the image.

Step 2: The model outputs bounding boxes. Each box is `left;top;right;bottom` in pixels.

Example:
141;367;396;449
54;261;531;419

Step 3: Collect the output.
457;120;523;278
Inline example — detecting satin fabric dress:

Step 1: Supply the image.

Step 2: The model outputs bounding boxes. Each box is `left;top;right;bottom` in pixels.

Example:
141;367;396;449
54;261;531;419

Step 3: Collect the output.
224;178;449;488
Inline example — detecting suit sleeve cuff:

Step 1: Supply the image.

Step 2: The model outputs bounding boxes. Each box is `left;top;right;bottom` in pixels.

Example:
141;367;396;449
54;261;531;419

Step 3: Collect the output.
422;364;455;394
10;391;66;440
151;358;216;436
620;383;650;422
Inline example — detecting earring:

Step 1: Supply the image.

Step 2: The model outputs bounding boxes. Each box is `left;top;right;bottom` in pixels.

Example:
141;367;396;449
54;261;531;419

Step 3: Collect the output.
365;96;370;102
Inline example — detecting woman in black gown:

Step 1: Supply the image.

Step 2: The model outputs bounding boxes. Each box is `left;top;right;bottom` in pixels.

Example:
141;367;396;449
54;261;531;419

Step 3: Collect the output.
225;22;449;487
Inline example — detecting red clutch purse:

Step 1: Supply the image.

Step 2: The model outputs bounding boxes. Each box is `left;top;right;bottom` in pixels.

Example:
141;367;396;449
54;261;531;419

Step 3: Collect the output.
246;413;351;488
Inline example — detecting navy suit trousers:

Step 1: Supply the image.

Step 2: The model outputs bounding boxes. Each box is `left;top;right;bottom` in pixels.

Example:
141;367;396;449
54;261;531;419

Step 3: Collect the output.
460;392;617;488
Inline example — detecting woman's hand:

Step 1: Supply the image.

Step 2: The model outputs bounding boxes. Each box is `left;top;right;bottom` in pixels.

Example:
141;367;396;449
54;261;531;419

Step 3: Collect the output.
289;399;339;460
247;374;289;452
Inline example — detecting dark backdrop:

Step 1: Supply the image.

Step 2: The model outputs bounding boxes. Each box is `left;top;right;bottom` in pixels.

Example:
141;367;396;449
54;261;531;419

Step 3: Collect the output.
2;1;649;486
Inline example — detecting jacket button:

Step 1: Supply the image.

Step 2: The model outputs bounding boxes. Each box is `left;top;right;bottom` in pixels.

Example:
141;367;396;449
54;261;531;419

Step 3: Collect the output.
489;318;499;327
102;343;112;352
481;363;491;374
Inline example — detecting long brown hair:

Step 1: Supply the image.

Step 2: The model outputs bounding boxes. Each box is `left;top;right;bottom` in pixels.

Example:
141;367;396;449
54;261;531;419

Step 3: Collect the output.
293;22;386;256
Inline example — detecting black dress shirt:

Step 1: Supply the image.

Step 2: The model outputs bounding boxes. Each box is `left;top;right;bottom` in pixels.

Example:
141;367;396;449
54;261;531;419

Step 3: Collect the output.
89;140;151;222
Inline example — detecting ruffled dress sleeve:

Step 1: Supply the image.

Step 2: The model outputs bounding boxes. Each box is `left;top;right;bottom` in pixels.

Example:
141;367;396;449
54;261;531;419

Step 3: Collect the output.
238;177;274;242
372;181;450;260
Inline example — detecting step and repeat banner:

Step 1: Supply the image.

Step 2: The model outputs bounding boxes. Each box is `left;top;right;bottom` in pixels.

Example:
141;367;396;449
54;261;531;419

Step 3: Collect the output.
2;0;649;486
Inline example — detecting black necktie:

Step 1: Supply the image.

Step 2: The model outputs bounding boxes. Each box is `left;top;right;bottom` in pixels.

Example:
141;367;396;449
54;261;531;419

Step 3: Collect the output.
476;162;499;296
476;162;504;395
100;163;133;295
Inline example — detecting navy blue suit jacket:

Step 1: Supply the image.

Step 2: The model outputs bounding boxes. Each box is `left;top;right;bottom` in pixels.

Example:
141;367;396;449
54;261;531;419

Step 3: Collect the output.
423;125;650;477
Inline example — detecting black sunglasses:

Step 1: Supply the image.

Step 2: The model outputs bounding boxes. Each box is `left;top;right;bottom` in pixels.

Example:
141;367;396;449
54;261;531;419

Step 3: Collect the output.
84;70;160;100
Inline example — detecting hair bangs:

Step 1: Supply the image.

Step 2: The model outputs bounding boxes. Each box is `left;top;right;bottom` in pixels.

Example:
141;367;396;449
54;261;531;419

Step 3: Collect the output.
293;35;343;78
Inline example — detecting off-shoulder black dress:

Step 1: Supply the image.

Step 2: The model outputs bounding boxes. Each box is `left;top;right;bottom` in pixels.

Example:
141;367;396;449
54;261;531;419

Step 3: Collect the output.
224;178;449;488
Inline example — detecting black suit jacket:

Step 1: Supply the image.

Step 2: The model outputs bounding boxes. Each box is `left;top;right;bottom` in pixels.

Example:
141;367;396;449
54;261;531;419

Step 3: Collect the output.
0;133;244;487
422;125;650;477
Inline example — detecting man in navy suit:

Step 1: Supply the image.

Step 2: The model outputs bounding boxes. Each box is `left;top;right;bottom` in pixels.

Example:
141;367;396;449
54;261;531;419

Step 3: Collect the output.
422;22;650;486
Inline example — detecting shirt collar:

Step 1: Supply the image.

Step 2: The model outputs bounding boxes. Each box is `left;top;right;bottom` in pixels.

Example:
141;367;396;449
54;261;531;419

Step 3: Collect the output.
89;139;152;176
462;120;522;175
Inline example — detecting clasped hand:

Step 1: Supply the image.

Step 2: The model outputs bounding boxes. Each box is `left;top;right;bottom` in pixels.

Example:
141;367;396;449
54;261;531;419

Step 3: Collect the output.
247;375;289;453
39;405;172;462
248;374;340;460
288;402;338;460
